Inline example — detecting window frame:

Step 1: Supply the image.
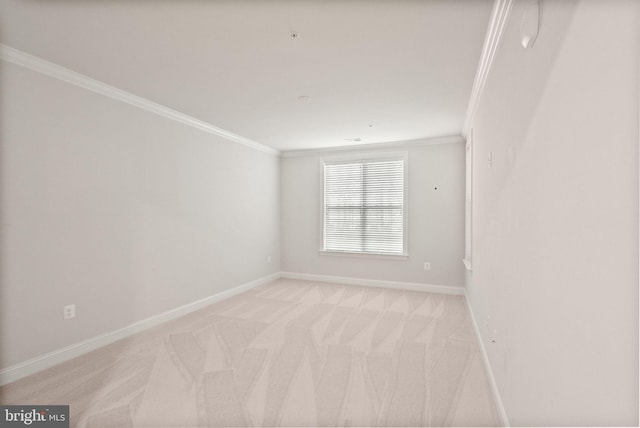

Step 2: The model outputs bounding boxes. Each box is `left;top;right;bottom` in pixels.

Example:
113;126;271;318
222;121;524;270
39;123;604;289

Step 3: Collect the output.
463;130;474;271
318;151;409;259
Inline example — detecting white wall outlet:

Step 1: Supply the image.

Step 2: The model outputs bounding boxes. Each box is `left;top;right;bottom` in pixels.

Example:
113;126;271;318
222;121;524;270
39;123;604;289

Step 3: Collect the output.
63;304;76;320
267;255;272;264
423;262;431;271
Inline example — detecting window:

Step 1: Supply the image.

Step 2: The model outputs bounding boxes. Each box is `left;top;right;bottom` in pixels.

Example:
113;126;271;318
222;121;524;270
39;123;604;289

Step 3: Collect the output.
321;152;408;257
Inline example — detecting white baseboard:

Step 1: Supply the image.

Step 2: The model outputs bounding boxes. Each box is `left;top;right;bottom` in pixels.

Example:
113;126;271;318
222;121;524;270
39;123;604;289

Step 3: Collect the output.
464;290;510;427
0;272;279;386
280;271;465;295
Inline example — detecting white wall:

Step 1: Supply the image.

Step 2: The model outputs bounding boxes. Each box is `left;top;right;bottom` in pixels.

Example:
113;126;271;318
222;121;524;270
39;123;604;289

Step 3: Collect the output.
467;0;638;425
281;141;465;287
0;60;280;370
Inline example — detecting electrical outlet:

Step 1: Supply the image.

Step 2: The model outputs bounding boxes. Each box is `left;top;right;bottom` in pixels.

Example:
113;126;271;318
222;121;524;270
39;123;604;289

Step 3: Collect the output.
64;304;76;320
423;262;431;271
267;255;272;264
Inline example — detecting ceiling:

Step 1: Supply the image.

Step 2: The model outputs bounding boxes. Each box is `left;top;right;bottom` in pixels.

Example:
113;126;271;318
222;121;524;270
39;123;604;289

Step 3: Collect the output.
0;0;492;152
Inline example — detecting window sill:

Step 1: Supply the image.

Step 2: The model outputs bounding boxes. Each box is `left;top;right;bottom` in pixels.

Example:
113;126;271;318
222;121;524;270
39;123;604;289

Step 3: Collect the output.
319;250;408;261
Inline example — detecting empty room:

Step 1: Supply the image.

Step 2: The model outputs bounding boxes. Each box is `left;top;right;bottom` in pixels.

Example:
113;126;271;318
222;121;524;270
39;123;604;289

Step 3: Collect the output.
0;0;637;427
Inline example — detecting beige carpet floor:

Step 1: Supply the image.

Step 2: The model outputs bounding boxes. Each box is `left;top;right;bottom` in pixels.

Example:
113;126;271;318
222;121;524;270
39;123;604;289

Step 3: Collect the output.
0;279;500;427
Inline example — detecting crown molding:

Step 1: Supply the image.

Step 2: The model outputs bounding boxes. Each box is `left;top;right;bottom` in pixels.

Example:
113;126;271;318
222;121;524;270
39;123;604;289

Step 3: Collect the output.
280;135;464;158
462;0;514;137
0;44;279;156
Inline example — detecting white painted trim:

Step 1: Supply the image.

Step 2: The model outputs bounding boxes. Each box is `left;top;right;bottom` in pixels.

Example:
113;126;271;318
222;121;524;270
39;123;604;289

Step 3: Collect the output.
0;272;279;386
462;0;514;137
463;130;474;271
280;271;465;295
281;135;464;158
464;291;510;427
0;44;279;156
319;250;409;261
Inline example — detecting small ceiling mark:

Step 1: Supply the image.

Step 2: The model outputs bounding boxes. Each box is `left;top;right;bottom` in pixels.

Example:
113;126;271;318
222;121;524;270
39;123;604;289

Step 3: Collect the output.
289;31;299;39
298;95;311;102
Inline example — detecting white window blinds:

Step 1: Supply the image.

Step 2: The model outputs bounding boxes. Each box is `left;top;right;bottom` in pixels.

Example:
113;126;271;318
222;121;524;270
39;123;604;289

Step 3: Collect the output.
322;154;407;256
